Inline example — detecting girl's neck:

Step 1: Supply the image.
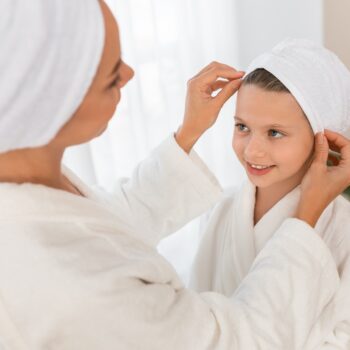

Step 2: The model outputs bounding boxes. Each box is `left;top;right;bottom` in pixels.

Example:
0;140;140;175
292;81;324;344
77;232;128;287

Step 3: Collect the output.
253;174;303;225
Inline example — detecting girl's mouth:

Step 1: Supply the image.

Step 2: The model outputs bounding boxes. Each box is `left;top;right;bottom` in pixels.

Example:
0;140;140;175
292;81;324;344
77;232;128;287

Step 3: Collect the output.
246;162;276;176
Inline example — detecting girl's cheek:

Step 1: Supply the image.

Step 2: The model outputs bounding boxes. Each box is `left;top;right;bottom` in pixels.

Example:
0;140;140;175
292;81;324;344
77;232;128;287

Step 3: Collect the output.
273;146;301;169
232;138;244;159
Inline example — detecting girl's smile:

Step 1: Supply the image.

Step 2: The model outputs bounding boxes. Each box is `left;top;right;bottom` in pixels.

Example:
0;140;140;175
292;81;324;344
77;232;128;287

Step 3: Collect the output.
245;161;276;176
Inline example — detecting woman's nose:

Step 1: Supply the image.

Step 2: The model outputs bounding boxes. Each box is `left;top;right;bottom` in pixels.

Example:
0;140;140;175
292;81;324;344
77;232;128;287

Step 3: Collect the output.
243;135;266;160
119;63;135;88
124;63;134;83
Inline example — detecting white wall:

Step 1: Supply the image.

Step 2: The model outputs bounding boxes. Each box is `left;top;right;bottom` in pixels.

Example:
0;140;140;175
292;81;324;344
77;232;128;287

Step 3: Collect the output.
323;0;350;139
234;0;323;69
324;0;350;69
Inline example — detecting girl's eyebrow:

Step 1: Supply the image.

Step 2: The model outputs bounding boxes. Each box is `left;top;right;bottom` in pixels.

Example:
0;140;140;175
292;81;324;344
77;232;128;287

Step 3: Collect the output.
234;116;244;122
234;116;295;129
268;124;295;129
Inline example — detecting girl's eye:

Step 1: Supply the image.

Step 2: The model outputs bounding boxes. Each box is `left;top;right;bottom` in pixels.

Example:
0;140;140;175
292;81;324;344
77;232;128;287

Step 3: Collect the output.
269;129;284;138
235;123;249;132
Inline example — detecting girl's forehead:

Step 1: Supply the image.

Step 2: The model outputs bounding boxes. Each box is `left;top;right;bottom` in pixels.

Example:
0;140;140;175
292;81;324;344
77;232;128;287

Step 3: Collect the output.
236;85;308;128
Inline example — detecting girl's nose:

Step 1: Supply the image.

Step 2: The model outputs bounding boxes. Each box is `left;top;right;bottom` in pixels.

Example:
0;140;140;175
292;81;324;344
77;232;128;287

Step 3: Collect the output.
244;135;267;160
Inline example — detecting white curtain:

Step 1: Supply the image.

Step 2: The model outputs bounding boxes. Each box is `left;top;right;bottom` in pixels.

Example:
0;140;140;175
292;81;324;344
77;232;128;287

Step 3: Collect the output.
63;0;244;284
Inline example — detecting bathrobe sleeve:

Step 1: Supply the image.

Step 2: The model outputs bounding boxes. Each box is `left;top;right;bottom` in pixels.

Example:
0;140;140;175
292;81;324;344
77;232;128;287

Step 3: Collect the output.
45;218;339;350
68;136;340;348
315;202;350;350
0;159;341;349
316;300;350;349
319;322;350;349
105;134;223;247
317;275;350;349
218;218;340;349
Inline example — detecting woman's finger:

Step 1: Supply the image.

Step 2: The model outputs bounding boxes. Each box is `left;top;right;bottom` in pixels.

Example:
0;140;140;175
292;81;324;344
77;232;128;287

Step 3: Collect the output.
313;133;329;165
324;129;347;151
201;68;245;85
192;61;242;79
215;78;243;106
324;129;350;162
327;140;341;153
324;130;341;152
210;80;229;92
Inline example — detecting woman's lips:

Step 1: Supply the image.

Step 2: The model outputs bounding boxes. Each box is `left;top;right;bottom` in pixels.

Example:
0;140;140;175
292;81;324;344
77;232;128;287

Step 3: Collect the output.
246;162;276;176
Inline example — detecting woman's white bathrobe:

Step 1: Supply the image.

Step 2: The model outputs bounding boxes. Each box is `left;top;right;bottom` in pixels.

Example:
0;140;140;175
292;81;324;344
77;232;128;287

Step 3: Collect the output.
190;180;350;349
0;136;340;350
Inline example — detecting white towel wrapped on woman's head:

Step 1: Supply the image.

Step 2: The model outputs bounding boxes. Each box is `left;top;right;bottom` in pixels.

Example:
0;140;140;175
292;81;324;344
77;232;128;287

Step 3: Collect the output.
244;38;350;135
0;0;105;153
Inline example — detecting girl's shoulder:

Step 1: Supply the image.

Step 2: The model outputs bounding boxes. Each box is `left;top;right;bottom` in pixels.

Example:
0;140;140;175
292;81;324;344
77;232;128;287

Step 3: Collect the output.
223;185;242;199
219;185;242;207
201;181;252;226
332;195;350;223
334;194;350;211
205;185;242;220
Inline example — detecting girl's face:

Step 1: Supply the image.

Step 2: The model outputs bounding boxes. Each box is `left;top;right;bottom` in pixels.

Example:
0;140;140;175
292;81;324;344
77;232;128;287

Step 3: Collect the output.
233;84;314;189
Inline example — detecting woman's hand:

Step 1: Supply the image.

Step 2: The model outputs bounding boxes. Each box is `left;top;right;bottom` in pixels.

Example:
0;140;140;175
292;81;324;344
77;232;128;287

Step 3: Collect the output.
296;130;350;227
176;62;244;153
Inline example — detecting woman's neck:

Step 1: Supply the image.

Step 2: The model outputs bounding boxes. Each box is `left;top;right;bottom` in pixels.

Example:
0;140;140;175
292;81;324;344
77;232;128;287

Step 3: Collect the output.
0;144;82;195
253;172;305;225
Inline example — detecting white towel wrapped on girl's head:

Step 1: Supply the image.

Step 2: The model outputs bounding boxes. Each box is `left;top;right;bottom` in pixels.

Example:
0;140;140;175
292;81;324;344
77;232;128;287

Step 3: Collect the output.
244;38;350;135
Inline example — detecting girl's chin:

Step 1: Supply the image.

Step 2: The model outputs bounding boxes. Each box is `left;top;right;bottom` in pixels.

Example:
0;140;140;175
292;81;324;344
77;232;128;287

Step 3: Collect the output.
249;179;274;188
246;173;277;188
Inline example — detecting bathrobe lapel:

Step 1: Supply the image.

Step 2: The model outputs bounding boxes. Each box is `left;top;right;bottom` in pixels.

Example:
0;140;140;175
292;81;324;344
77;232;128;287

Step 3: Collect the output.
254;185;301;254
214;181;256;295
255;185;334;255
219;180;334;296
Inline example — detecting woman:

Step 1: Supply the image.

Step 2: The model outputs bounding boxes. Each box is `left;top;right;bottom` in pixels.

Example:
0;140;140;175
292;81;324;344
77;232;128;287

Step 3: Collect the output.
0;1;349;349
190;39;350;348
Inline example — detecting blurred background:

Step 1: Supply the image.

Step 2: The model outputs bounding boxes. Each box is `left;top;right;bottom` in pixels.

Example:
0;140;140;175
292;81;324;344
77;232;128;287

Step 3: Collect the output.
63;0;350;284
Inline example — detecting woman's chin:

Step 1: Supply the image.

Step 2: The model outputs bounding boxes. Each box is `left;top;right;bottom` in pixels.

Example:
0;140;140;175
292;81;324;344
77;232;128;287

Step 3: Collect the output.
97;125;108;136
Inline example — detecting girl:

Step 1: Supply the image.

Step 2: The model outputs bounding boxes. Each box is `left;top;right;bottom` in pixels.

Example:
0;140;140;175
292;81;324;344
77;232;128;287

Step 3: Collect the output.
190;39;350;349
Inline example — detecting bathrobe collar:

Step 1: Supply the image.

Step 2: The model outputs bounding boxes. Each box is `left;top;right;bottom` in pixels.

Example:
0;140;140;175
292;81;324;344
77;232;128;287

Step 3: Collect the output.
0;165;119;226
217;180;334;295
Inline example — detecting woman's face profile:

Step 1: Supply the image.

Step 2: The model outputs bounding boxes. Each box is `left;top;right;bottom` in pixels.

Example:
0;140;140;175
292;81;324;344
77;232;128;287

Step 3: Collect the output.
233;84;314;190
54;0;134;147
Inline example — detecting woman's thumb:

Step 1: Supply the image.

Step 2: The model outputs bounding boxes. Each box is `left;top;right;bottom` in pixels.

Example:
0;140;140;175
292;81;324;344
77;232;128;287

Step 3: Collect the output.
215;78;242;106
313;132;329;165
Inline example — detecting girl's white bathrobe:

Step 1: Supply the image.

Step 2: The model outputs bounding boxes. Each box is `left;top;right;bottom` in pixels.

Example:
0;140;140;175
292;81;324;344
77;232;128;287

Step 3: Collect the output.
190;180;350;349
0;136;340;350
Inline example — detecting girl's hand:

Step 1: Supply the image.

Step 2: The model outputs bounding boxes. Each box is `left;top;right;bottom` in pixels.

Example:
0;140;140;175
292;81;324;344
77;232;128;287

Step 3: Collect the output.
176;62;244;153
296;130;350;227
